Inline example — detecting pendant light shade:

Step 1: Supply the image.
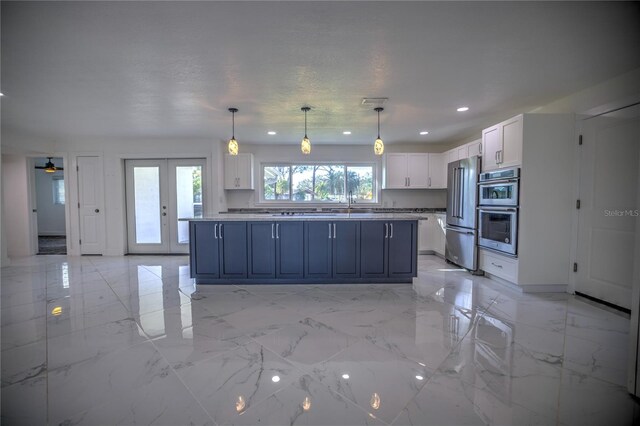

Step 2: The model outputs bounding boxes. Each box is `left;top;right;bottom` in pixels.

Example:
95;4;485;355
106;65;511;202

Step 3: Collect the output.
301;107;311;155
374;107;384;155
228;108;239;156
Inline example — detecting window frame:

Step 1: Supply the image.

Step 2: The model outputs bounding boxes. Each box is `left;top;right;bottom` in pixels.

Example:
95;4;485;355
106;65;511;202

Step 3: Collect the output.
259;162;379;205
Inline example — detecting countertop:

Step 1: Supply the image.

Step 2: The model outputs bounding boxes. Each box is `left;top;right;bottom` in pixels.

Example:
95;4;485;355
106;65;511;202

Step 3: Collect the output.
185;212;436;221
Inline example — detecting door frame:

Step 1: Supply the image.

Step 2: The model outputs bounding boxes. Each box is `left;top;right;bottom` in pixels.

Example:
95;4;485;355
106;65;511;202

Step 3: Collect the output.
26;153;72;256
568;98;640;295
124;157;209;254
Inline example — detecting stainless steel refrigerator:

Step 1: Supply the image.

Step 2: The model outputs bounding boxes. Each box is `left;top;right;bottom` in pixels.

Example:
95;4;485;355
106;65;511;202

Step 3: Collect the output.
445;156;480;271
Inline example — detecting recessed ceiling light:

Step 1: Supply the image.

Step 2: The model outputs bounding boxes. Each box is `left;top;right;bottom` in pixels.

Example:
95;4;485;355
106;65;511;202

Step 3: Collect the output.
415;375;424;381
342;374;350;379
271;375;280;383
419;131;429;135
457;107;469;112
343;131;351;135
0;92;4;96
267;131;276;135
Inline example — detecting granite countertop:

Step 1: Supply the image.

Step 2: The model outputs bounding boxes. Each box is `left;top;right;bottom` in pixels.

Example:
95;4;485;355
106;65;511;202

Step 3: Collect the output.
184;212;432;221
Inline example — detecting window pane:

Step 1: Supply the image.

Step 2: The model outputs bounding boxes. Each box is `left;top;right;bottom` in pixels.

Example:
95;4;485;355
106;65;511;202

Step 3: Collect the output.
313;165;344;201
264;166;290;200
53;179;65;205
347;166;374;201
176;166;202;244
291;165;314;201
134;167;161;244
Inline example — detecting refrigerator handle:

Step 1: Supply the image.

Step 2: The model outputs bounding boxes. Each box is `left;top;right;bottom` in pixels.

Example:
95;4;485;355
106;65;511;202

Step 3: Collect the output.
452;167;458;218
458;167;465;219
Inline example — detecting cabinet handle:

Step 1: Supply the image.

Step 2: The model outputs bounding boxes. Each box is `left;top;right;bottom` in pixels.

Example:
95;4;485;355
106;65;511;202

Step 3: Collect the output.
333;223;336;239
428;177;431;187
328;223;332;239
408;177;411;187
495;151;498;163
491;262;503;268
271;223;275;239
214;224;218;239
276;223;280;239
498;150;503;164
479;143;482;154
219;224;223;239
385;223;388;238
390;223;394;238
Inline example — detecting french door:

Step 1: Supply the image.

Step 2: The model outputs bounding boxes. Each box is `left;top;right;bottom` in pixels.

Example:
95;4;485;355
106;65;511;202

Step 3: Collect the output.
126;159;206;254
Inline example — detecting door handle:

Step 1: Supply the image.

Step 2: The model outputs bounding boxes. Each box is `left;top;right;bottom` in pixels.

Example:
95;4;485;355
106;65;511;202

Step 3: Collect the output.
272;223;275;239
276;223;280;239
328;223;332;239
95;209;100;213
385;223;388;239
390;223;394;238
333;223;336;239
214;224;218;239
219;224;223;239
491;262;503;269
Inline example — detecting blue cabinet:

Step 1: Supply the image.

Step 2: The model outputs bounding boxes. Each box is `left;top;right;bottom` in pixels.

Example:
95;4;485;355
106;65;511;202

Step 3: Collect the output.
304;221;360;279
190;221;247;279
361;221;417;279
248;221;304;279
191;219;415;284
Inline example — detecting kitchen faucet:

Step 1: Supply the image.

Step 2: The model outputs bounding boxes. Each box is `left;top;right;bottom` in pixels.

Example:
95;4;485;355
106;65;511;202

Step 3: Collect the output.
347;190;355;213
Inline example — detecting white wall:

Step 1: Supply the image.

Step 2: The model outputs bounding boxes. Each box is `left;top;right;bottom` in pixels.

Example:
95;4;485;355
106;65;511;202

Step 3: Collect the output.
223;143;447;210
34;161;66;236
1;155;34;257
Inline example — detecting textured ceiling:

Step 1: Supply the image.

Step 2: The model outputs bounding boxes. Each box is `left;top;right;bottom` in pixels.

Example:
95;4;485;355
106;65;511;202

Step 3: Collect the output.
2;1;639;146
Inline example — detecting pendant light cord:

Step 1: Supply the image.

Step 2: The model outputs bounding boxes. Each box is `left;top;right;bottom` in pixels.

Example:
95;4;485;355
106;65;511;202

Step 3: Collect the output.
304;108;308;138
232;110;235;139
377;109;380;138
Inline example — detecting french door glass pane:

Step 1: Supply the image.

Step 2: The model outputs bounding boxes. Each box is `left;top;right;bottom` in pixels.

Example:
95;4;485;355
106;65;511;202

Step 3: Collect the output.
176;165;203;244
134;167;161;244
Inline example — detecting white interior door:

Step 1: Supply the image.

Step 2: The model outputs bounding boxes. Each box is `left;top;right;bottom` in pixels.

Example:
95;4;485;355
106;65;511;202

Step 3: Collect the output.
576;104;640;309
78;156;105;255
126;159;205;254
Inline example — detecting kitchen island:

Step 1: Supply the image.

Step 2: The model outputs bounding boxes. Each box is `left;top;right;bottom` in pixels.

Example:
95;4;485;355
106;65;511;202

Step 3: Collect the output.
188;214;418;284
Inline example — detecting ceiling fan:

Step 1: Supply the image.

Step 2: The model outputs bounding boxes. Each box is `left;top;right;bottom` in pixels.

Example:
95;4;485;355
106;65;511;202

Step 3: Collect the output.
35;157;64;173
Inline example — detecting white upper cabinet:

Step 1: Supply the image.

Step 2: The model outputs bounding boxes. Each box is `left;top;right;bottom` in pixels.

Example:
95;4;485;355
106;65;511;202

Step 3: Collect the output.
457;145;468;160
482;114;523;171
407;154;430;188
383;153;443;189
467;139;482;157
446;149;458;165
224;153;254;189
428;153;447;189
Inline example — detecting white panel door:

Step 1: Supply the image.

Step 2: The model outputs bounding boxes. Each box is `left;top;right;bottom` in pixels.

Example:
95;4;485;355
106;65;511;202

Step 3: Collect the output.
78;156;105;255
126;159;205;254
576;104;640;309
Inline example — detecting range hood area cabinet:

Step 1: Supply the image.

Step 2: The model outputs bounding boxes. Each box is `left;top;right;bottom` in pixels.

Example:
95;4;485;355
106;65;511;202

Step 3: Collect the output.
477;113;575;292
224;153;254;189
382;153;446;189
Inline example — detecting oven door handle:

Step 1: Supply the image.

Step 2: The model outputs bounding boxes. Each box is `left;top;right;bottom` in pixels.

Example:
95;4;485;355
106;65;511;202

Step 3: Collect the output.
478;207;517;212
479;178;519;185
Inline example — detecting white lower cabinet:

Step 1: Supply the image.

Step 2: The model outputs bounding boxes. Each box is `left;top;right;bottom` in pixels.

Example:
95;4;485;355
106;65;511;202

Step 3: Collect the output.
418;214;445;256
479;248;519;283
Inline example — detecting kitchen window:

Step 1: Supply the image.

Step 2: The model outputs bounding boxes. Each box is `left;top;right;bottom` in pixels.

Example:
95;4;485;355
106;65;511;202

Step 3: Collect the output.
262;164;376;203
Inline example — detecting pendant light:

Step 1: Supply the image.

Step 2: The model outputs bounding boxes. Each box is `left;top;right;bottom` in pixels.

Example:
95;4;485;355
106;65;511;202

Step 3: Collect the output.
374;107;384;155
301;106;311;155
228;107;239;155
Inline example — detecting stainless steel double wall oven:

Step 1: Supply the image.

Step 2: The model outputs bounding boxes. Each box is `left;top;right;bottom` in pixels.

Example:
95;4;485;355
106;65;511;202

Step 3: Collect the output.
477;167;520;256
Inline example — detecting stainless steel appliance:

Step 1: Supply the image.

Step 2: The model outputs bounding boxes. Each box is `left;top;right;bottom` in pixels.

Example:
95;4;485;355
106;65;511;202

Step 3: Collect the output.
445;156;480;270
478;207;518;255
478;167;520;206
477;167;520;256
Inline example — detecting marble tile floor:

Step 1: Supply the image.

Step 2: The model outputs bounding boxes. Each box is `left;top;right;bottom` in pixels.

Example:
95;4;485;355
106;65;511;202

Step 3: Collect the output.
1;254;639;425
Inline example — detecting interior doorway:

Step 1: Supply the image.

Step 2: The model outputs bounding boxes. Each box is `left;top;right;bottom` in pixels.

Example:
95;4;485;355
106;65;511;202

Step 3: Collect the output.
125;159;206;254
33;157;67;254
575;103;640;309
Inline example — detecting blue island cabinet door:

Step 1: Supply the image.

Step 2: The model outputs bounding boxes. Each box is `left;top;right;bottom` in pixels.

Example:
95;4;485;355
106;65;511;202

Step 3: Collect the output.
360;221;388;278
333;221;360;278
247;222;275;278
218;222;248;278
190;222;220;278
304;221;332;278
388;221;417;278
276;222;304;279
